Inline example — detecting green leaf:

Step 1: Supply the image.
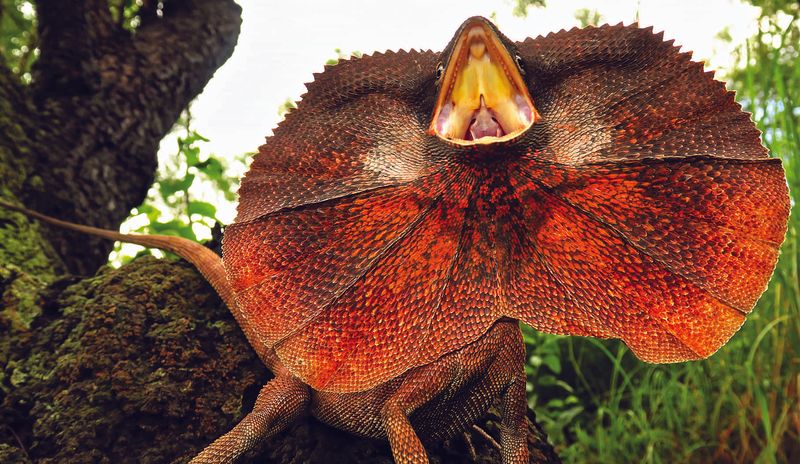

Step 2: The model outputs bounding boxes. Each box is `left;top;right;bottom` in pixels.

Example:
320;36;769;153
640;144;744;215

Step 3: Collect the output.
546;398;564;408
185;146;201;167
196;157;224;178
543;354;562;374
158;174;195;197
148;219;197;241
187;200;217;219
135;203;162;222
537;375;557;386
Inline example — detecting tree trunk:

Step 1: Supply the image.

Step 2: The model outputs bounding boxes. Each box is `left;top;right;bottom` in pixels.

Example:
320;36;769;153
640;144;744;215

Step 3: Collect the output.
7;0;243;275
0;2;560;463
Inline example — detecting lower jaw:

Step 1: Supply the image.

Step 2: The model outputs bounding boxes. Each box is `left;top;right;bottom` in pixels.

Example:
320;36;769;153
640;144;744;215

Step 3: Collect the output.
432;103;534;146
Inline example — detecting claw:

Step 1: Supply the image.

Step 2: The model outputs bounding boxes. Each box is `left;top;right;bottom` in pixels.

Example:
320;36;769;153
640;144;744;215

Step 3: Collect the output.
462;431;478;461
471;424;502;451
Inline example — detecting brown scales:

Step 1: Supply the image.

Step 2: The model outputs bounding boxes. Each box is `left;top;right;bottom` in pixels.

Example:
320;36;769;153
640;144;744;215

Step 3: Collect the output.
1;16;790;464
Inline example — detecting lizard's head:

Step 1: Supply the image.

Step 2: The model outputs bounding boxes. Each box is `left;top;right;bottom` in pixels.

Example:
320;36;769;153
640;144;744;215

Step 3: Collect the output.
429;16;540;146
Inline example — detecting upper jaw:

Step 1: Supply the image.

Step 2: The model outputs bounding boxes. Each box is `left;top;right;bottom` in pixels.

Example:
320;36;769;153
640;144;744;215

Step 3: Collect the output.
429;18;540;146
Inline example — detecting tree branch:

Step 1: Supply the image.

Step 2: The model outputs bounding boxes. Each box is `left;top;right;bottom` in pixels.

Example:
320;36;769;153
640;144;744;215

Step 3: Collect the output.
136;0;243;81
18;0;242;274
32;0;117;97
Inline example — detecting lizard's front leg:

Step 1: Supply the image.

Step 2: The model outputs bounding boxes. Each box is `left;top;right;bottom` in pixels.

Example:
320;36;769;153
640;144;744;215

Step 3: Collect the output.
190;373;309;463
381;361;459;464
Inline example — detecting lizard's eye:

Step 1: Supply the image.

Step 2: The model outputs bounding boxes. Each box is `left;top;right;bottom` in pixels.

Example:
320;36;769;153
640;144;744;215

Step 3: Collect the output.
514;54;525;74
435;63;444;81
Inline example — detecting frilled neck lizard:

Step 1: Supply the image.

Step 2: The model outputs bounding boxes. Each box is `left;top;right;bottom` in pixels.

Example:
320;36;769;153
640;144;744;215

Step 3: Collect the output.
2;16;790;464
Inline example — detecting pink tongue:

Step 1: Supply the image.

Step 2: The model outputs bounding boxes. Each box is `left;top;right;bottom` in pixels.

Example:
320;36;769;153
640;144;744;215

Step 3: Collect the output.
468;104;504;140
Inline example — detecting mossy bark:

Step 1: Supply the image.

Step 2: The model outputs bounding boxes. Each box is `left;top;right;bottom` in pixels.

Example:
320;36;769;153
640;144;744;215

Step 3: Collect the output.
2;3;246;458
1;258;268;463
0;257;559;463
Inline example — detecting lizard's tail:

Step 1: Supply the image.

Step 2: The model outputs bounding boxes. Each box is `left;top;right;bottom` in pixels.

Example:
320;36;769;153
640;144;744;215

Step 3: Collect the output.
1;198;278;366
0;199;237;319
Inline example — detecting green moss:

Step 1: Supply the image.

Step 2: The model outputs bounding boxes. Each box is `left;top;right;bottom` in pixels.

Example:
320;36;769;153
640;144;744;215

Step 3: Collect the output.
0;203;62;407
0;110;63;329
0;70;60;340
0;265;43;330
0;202;62;393
0;443;32;464
0;257;268;463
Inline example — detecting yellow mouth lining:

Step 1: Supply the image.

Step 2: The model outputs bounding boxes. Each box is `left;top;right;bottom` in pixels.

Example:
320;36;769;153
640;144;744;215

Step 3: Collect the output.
429;22;539;146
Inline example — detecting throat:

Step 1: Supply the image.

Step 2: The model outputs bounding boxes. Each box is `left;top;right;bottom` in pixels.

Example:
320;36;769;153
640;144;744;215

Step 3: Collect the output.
466;97;505;140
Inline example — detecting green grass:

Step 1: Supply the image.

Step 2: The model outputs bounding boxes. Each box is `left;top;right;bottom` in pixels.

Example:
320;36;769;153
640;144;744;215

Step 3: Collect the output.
524;18;799;464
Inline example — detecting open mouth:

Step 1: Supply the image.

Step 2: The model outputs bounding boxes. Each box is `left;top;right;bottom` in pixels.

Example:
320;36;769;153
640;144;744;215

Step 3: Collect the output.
429;20;540;146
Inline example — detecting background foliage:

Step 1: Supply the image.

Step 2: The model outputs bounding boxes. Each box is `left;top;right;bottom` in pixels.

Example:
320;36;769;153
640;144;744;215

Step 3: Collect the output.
1;0;797;462
0;0;35;81
517;2;799;463
109;109;245;263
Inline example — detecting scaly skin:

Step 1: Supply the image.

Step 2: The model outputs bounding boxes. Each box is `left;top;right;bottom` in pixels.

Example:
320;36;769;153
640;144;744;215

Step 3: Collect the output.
1;16;790;464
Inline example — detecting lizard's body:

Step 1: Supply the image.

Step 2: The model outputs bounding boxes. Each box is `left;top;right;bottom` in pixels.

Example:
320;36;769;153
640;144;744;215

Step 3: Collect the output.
1;15;790;464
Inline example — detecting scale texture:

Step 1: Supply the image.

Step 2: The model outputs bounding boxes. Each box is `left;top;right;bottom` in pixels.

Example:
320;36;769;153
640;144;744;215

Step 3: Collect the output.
223;24;790;393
